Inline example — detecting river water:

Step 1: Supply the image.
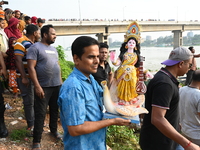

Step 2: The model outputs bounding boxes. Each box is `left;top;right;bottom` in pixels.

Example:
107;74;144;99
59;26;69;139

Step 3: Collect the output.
64;46;200;71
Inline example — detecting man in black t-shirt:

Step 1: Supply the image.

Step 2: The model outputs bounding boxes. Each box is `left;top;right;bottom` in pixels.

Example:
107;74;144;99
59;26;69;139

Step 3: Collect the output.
139;47;200;150
92;43;113;86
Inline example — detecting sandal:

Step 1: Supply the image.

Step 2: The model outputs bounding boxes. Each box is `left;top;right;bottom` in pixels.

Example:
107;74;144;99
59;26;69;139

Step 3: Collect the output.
32;143;41;150
50;132;63;141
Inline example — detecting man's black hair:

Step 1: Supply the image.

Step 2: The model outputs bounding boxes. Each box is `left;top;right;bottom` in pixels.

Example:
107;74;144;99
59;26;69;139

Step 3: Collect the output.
24;16;31;21
188;46;194;51
71;36;99;59
37;18;45;23
99;42;109;49
41;24;54;38
192;70;200;82
26;24;39;35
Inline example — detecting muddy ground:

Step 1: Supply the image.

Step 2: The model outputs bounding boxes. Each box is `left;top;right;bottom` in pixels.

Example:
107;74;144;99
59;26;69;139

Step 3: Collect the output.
0;92;64;150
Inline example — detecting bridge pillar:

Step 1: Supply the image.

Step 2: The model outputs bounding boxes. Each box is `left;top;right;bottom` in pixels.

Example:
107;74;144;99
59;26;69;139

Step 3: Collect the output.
172;30;183;49
96;33;110;44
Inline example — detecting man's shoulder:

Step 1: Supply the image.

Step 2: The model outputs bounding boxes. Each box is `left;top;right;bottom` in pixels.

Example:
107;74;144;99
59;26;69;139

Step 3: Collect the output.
62;73;81;88
16;36;30;43
15;36;32;50
153;70;171;81
104;61;111;70
28;42;37;48
61;75;84;94
180;86;188;90
28;42;43;51
148;71;173;88
104;60;111;66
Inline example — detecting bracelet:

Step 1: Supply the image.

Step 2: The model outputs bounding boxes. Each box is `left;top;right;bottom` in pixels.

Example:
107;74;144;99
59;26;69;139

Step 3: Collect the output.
184;141;191;149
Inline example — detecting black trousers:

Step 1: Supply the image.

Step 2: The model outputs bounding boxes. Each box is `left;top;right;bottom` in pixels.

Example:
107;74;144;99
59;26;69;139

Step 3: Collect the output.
0;82;5;119
33;85;61;143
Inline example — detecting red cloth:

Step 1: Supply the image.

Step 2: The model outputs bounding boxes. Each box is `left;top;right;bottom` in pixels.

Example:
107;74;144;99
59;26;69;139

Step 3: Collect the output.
31;16;37;25
4;18;22;39
5;37;17;70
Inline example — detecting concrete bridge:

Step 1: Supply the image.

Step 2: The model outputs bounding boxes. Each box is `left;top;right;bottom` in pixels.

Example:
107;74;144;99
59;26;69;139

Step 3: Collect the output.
45;20;200;48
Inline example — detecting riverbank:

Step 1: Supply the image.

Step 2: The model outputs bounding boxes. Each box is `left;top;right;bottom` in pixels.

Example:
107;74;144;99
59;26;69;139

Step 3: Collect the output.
0;92;64;150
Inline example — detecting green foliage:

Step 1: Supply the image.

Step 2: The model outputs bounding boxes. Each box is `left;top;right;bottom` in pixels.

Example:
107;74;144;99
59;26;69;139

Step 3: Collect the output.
56;45;74;81
141;35;173;47
10;128;28;141
106;125;141;150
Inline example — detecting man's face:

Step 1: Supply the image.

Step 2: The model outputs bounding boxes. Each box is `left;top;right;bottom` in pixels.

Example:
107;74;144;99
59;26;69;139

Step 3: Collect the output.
34;29;41;42
99;47;108;62
74;45;99;77
25;19;31;25
45;28;56;44
191;48;195;53
38;22;43;28
179;58;193;76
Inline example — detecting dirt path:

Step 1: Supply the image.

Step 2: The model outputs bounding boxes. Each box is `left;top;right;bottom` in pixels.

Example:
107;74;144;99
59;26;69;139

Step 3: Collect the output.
0;92;64;150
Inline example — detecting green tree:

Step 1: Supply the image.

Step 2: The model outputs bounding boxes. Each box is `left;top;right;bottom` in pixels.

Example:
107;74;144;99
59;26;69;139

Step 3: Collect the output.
56;45;74;81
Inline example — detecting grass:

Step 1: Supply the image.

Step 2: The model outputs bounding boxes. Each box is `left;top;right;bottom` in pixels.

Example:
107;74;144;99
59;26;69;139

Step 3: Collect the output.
10;128;29;141
106;125;141;150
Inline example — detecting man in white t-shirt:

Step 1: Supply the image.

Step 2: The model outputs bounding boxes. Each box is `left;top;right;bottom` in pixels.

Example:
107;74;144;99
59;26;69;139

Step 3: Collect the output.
179;69;200;146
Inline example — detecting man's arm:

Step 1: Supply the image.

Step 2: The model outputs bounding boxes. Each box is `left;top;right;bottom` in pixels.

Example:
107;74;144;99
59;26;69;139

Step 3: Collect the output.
15;55;29;87
68;118;130;136
152;106;200;149
58;61;63;84
194;54;200;58
27;59;44;99
1;52;7;58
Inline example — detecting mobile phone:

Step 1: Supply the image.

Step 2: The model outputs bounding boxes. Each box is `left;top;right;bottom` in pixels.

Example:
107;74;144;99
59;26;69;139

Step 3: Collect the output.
2;1;8;4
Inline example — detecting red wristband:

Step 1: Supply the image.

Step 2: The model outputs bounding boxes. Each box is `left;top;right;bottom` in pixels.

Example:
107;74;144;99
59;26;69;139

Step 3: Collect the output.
184;141;191;149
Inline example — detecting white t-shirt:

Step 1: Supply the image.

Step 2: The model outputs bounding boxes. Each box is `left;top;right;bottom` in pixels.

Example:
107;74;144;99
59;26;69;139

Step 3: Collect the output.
179;86;200;139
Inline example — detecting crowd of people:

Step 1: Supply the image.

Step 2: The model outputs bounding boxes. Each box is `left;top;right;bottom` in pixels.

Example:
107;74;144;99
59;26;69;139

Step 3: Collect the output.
0;2;200;150
0;3;63;150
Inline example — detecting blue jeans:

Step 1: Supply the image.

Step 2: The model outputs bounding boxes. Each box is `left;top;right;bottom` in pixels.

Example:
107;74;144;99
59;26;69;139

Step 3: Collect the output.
33;85;61;143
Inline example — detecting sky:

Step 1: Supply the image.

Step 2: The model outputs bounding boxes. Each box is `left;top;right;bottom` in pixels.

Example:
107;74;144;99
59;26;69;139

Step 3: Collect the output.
5;0;200;47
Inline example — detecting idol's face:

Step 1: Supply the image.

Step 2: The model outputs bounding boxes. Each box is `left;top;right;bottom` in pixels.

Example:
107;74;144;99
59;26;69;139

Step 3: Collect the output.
127;39;136;49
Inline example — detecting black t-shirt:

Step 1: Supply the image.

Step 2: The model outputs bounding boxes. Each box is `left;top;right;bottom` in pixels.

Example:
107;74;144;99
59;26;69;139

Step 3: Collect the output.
139;68;179;150
92;61;111;86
